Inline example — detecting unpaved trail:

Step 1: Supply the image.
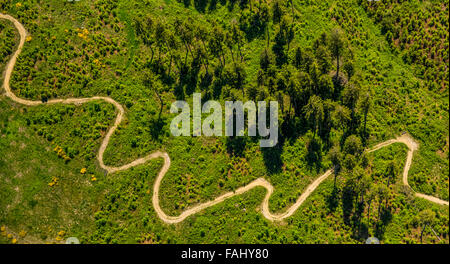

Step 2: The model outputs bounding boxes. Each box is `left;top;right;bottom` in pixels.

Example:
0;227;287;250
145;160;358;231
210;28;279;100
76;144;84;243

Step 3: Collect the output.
368;135;448;206
0;14;447;227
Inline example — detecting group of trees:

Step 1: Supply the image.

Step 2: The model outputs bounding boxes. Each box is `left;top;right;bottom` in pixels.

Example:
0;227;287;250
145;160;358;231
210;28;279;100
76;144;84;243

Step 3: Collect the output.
128;1;421;242
130;1;381;229
1;0;447;244
255;26;368;142
132;3;418;242
133;10;256;102
133;1;371;147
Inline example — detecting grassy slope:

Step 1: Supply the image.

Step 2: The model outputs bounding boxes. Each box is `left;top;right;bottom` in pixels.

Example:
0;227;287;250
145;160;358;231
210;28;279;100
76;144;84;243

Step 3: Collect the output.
0;0;448;243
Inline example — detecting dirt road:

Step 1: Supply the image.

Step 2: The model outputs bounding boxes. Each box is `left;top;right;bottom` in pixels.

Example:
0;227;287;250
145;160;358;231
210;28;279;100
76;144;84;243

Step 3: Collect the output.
1;13;447;226
369;134;448;206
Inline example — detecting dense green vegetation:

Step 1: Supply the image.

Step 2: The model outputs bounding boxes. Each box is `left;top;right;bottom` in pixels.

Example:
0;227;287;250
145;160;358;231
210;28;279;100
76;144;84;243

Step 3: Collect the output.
0;19;16;67
0;0;448;244
363;0;449;93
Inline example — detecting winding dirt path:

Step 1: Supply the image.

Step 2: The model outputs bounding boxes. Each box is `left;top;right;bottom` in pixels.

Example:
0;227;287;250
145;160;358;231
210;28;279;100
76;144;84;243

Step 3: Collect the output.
1;14;447;226
368;135;448;206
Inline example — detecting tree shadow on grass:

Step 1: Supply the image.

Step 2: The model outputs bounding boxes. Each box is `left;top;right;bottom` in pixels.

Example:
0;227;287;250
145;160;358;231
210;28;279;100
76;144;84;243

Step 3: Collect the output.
305;136;323;173
174;83;185;100
326;186;339;213
148;116;167;140
208;0;218;11
342;184;355;226
182;0;191;8
261;137;284;174
357;222;369;241
225;136;247;157
350;201;367;241
193;0;208;13
199;71;213;93
374;207;393;241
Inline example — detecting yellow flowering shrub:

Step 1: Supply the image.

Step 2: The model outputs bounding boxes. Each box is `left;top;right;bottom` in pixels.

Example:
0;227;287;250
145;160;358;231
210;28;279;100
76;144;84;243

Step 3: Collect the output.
76;28;89;40
53;145;71;162
56;230;65;241
19;230;27;238
48;177;58;187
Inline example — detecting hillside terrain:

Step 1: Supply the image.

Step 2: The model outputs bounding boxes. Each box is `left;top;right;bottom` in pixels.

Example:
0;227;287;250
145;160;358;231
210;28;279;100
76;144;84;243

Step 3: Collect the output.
0;0;448;244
